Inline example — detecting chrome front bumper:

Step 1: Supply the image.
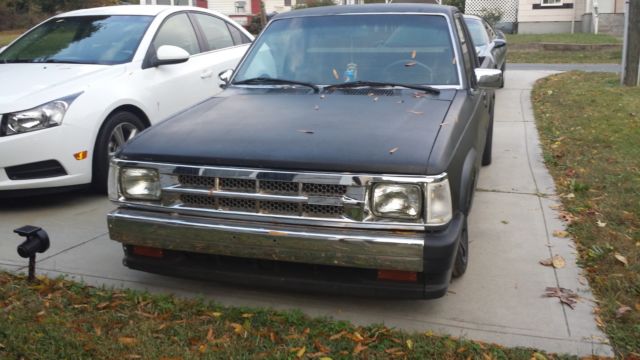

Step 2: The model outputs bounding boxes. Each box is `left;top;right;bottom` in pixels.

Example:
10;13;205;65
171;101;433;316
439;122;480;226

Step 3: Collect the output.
107;208;426;272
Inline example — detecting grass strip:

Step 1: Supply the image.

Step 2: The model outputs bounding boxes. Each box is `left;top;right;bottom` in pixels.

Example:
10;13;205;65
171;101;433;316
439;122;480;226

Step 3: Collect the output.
0;271;575;360
532;72;640;357
506;33;621;45
508;50;621;64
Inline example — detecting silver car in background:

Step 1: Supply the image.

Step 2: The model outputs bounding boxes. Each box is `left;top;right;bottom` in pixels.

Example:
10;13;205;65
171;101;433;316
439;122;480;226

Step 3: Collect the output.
464;14;507;88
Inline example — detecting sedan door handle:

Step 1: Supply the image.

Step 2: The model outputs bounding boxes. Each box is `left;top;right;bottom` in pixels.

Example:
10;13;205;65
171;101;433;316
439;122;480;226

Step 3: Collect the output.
200;70;214;79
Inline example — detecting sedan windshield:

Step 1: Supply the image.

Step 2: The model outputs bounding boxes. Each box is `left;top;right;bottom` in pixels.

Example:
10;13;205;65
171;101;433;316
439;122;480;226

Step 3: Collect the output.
0;15;153;65
233;14;459;86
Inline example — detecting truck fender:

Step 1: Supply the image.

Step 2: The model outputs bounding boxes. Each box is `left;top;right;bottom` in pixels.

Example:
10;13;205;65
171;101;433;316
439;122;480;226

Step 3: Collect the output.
459;149;478;215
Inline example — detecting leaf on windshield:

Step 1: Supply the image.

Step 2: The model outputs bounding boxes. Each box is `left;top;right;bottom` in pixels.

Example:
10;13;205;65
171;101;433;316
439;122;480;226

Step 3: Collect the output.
389;147;399;154
405;61;416;67
298;130;314;134
314;105;320;111
411;50;417;59
408;110;424;115
332;68;339;80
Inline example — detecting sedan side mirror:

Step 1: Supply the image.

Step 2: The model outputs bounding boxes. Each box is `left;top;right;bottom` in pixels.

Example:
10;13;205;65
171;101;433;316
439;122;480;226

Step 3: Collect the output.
475;68;502;89
154;45;190;67
218;69;233;88
493;39;507;49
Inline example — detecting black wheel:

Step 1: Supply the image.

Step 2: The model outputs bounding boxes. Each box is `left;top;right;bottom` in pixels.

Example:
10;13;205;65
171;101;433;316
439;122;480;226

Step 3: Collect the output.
499;62;506;88
482;109;494;166
452;217;469;278
92;111;145;193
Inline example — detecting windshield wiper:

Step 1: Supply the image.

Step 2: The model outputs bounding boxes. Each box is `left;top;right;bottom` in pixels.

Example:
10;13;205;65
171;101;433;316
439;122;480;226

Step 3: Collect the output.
324;81;440;94
232;77;319;93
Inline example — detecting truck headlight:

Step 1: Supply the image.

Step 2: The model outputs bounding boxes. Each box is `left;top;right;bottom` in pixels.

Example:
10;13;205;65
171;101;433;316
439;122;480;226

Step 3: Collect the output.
1;93;81;136
372;183;422;220
426;179;452;225
120;167;161;200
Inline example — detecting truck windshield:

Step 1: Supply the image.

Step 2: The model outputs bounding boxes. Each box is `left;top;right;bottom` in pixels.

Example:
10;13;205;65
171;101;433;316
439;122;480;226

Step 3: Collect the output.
0;15;153;65
233;14;460;86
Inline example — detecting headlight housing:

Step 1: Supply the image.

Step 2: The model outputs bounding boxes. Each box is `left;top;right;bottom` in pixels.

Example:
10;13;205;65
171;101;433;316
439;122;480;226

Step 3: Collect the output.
426;178;452;225
1;93;81;136
372;183;423;220
119;167;161;200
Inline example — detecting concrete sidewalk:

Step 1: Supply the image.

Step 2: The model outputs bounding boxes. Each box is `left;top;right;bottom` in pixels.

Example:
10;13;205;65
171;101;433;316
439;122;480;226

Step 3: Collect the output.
0;70;613;357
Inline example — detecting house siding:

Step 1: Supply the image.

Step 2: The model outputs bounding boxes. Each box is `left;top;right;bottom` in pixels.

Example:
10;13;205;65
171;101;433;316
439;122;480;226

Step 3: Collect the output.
518;0;576;23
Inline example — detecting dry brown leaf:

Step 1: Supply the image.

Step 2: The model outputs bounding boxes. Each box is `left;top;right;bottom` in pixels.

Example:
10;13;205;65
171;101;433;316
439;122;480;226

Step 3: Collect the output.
94;325;102;336
352;343;367;355
532;352;547;360
329;330;347;340
241;313;253;318
411;50;417;59
457;347;466;353
578;276;588;286
596;220;607;227
208;311;222;318
389;147;399;154
406;339;413;350
314;340;331;354
297;346;306;358
616;305;632;318
268;230;287;236
96;302;109;309
543;287;579;309
552;230;570;238
553;255;566;268
206;327;214;341
118;337;138;346
614;253;628;266
332;68;339;80
198;344;207;353
352;332;364;341
319;357;333;360
125;355;141;359
635;303;640;312
230;323;244;334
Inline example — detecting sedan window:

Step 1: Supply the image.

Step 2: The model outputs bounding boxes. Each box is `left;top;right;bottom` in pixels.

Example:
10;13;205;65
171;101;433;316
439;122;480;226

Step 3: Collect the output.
464;18;489;47
0;15;153;65
153;13;200;55
192;13;235;50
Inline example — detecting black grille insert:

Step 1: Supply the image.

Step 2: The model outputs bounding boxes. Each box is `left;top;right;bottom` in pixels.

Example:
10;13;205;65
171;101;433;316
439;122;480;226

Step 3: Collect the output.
6;160;67;180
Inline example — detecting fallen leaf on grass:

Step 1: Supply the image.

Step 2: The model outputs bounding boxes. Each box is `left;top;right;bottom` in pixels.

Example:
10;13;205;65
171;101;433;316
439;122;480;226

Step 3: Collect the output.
198;344;207;353
596;220;607;227
230;323;245;335
389;147;399;154
406;339;413;350
616;305;632;318
118;337;138;346
532;352;547;360
539;255;566;269
297;346;306;358
352;332;364;341
207;311;222;318
319;357;333;360
314;340;331;354
352;343;367;355
543;287;579;309
635;303;640;312
614;253;628;266
125;355;141;359
329;330;347;340
552;230;569;238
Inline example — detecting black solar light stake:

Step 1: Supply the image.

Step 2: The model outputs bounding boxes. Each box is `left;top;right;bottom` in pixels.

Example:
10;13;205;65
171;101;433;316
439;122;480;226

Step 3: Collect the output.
14;225;50;282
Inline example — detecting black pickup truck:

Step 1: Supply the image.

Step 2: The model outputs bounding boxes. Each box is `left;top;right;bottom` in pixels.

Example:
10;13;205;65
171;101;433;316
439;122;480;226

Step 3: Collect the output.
107;4;502;299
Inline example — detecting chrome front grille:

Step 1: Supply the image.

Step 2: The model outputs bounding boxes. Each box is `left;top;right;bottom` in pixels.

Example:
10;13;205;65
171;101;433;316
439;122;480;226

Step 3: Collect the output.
173;175;354;220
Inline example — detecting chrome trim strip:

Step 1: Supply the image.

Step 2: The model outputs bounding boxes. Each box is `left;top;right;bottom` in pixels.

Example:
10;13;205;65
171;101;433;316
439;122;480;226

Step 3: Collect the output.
108;209;425;271
166;186;310;203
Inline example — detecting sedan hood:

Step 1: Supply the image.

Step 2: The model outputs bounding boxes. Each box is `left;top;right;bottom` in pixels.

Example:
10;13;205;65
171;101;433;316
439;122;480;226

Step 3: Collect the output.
0;63;124;112
121;89;455;175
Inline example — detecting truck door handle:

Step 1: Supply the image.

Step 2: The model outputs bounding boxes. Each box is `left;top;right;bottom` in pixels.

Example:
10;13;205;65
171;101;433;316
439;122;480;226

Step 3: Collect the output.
200;70;213;79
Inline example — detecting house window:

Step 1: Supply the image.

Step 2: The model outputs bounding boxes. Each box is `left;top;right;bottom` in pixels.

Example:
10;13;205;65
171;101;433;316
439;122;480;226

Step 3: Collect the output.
541;0;562;5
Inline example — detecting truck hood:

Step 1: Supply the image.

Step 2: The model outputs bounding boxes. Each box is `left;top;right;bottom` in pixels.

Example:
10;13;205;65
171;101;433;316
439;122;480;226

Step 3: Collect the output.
121;89;455;175
0;63;123;113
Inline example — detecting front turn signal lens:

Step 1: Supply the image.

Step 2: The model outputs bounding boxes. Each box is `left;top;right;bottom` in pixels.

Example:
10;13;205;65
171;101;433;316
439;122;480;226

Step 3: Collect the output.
73;151;88;160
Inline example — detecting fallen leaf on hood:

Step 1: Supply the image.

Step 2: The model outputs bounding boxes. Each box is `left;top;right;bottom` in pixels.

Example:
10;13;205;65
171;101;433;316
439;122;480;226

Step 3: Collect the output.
552;230;569;238
389;147;399;154
543;287;579;309
332;68;339;80
314;105;320;111
411;50;416;59
596;220;607;227
616;305;632;318
298;129;314;134
407;110;424;115
405;61;416;67
614;253;628;266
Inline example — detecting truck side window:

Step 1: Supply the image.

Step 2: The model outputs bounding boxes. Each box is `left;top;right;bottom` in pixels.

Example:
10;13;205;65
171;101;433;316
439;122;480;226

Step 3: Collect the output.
454;14;476;87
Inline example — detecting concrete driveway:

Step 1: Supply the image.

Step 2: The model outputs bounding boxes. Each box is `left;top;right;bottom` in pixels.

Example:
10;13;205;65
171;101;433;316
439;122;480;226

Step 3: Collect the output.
0;70;613;357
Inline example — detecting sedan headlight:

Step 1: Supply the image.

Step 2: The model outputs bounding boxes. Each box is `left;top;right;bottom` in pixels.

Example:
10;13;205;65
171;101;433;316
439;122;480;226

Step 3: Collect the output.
372;183;422;220
120;167;161;200
1;93;81;136
426;179;452;225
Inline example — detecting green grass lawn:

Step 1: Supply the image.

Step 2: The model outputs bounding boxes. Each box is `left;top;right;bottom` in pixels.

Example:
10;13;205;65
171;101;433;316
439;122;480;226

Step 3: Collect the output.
506;33;621;45
0;30;23;46
508;50;622;64
0;272;573;360
533;72;640;357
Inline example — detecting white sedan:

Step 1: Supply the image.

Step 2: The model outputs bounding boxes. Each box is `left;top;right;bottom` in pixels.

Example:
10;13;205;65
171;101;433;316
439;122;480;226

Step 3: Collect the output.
0;5;252;196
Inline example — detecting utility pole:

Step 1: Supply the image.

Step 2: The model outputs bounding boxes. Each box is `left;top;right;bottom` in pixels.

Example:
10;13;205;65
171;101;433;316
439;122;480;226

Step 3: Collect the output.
622;0;640;86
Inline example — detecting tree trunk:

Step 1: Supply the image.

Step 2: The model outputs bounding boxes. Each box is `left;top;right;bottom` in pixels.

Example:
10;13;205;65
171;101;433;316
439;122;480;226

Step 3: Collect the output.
623;0;640;86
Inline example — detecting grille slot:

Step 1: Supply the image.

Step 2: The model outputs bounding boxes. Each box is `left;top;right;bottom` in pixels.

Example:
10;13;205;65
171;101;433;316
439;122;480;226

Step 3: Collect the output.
176;175;355;220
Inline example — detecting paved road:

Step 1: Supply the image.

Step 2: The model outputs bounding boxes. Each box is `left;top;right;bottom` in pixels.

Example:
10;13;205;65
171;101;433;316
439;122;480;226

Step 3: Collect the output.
0;70;612;357
509;63;620;72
